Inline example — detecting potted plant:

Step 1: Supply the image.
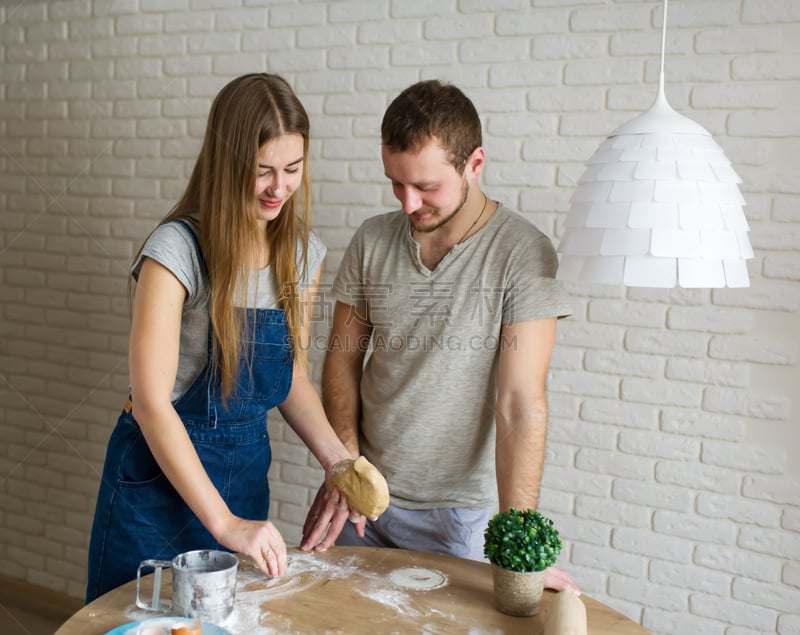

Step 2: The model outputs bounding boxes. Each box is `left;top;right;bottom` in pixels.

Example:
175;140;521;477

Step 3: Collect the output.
483;507;562;616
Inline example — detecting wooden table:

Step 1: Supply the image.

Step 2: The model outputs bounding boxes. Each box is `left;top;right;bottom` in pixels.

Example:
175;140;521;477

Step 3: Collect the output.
56;547;649;634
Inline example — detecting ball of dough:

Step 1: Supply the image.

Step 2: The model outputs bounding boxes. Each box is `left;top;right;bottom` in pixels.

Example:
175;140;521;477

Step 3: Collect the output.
329;456;390;519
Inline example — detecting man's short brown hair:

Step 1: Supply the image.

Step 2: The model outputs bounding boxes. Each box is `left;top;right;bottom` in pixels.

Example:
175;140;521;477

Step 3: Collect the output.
381;80;482;174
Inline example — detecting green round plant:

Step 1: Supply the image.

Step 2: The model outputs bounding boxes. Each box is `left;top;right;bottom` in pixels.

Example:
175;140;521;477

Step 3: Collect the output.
483;507;562;573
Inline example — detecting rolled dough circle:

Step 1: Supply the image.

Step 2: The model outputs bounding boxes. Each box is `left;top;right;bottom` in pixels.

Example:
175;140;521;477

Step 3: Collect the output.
388;567;448;590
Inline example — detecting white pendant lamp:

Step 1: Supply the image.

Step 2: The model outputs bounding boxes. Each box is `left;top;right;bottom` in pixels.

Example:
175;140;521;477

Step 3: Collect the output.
557;0;753;288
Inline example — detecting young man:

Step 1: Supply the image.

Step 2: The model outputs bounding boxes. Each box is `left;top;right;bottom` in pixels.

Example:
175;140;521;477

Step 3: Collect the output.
302;80;576;592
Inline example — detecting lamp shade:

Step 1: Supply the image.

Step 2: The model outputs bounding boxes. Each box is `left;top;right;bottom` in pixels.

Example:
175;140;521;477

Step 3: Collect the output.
556;1;753;288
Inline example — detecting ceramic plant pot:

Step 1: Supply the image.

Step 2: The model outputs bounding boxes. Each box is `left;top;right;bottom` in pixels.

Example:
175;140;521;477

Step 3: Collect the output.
491;564;546;617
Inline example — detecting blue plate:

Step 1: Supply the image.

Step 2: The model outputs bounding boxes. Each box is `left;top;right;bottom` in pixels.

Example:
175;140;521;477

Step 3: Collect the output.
104;617;231;635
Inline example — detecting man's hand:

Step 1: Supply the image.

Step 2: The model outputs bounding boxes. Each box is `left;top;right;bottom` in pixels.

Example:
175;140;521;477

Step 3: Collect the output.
544;566;581;595
300;483;366;552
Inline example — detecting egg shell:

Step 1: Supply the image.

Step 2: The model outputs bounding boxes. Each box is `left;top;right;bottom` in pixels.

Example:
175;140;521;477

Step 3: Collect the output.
171;619;202;635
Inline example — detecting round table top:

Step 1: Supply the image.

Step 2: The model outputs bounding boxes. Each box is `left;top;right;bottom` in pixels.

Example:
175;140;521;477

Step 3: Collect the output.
56;547;649;634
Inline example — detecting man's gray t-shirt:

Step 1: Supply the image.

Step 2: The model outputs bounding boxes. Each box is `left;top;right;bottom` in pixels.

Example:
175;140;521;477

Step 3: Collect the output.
331;204;572;510
132;218;326;402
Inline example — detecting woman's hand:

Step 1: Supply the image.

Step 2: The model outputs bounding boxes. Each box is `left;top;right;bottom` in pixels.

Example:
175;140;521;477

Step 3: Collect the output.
215;516;288;578
300;483;366;552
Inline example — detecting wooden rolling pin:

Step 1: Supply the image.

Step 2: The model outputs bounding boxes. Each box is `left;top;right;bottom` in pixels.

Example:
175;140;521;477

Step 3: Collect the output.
544;591;588;635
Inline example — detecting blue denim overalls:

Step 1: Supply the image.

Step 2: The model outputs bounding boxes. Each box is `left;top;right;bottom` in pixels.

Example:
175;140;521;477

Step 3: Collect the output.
86;221;293;601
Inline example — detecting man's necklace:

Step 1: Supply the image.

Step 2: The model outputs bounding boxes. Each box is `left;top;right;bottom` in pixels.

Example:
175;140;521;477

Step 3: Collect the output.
457;193;488;244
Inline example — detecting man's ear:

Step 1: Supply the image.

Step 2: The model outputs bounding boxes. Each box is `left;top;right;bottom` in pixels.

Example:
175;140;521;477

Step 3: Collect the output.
465;146;486;181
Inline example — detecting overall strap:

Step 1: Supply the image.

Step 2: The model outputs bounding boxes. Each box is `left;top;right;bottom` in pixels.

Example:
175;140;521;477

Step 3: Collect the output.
169;218;209;280
168;218;217;425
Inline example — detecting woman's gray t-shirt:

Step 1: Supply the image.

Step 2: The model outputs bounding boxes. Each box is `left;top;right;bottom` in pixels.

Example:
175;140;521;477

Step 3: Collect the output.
132;219;326;401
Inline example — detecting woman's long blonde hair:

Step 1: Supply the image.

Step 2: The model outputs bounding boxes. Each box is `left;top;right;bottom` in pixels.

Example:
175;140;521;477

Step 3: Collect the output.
147;73;311;403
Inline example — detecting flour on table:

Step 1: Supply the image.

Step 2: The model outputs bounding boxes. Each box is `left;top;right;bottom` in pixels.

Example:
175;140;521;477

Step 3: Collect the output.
128;552;456;634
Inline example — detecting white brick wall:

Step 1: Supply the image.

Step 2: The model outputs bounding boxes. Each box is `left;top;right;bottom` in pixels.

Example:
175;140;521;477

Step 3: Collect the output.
0;0;798;632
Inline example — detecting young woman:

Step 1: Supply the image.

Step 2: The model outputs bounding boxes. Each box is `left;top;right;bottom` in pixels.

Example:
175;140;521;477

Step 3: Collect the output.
86;74;356;601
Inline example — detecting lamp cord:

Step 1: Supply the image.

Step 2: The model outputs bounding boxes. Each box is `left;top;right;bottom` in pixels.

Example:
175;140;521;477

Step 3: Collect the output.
659;0;669;93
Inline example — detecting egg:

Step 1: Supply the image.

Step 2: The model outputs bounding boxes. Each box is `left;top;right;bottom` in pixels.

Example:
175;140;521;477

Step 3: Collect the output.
171;619;202;635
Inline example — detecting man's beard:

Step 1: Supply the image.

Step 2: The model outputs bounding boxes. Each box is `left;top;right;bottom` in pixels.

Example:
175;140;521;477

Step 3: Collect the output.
410;178;469;234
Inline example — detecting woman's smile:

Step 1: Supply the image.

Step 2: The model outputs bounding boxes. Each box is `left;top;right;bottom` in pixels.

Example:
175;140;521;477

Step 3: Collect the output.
260;197;284;210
